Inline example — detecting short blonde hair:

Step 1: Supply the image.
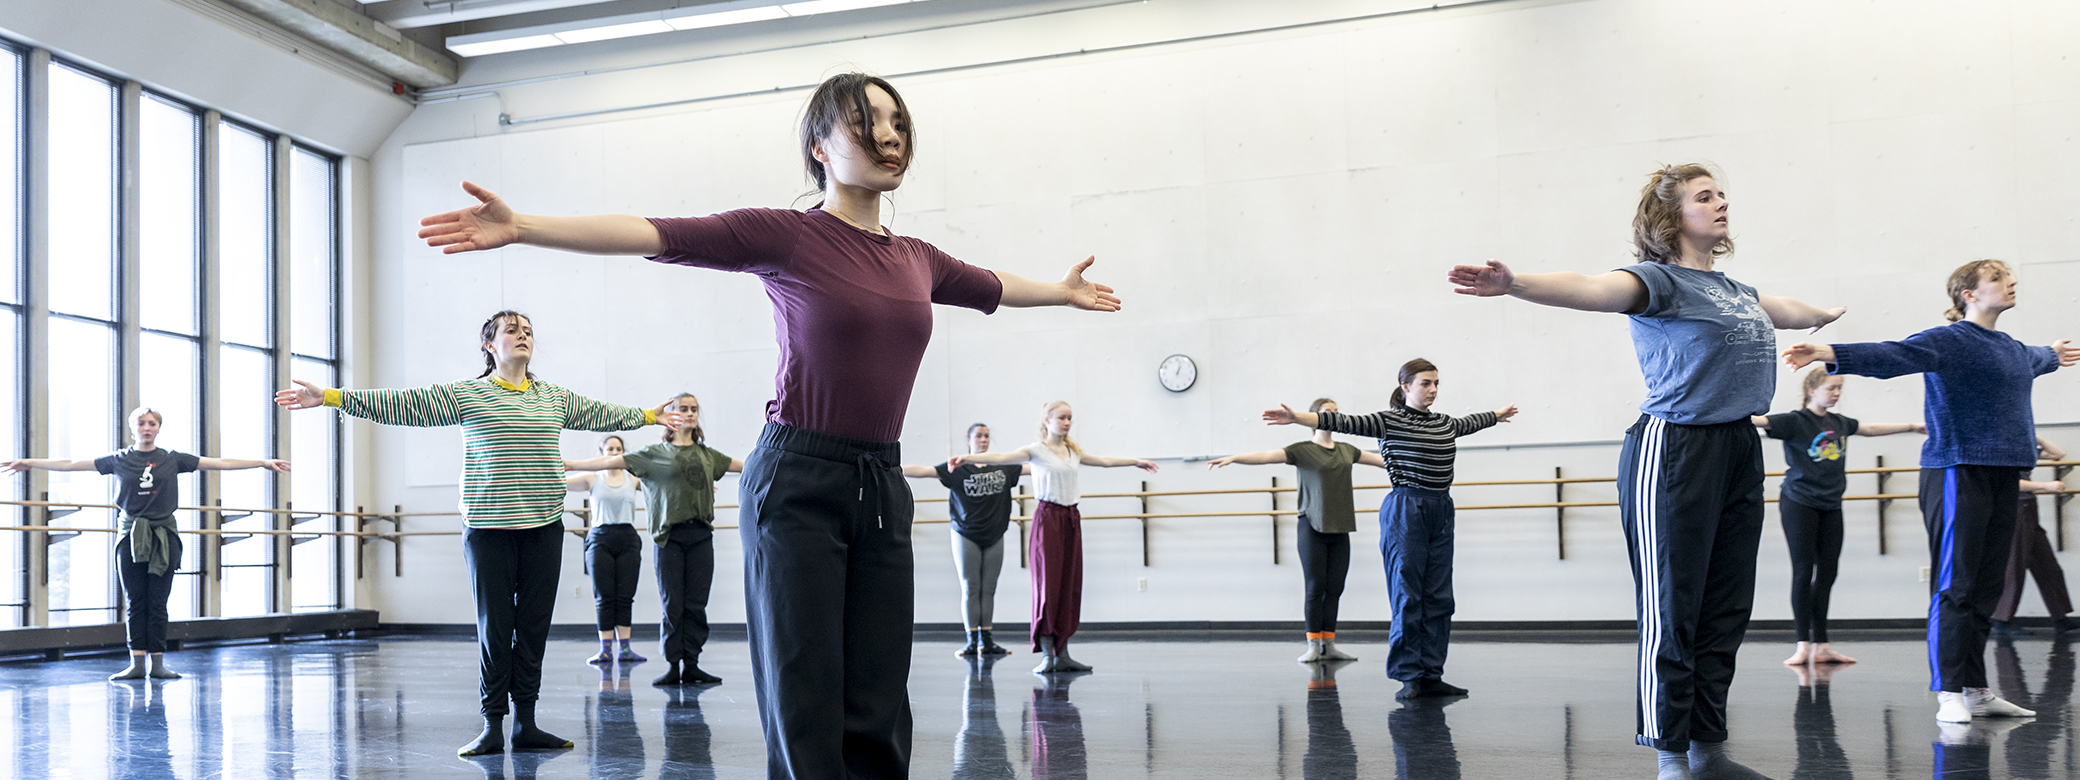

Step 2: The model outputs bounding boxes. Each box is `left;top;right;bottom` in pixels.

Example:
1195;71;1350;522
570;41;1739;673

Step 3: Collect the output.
1632;164;1734;265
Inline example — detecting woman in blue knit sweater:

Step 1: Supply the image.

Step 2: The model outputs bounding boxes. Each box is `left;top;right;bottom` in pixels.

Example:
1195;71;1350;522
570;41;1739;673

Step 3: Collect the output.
1784;259;2078;726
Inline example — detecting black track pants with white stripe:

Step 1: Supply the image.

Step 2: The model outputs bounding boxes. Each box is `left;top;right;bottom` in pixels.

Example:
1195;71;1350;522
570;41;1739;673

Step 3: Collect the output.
1921;465;2020;692
1617;414;1765;752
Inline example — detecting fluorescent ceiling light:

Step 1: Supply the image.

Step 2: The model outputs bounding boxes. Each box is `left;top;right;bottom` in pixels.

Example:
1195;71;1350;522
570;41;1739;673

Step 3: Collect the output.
553;19;675;43
447;34;565;57
781;0;912;15
664;6;791;30
448;0;930;57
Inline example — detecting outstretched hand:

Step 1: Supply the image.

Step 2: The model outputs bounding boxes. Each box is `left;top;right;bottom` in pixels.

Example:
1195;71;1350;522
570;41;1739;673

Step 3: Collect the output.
2055;340;2079;368
1447;259;1516;297
1061;256;1120;312
1809;307;1848;335
1494;404;1520;423
0;460;26;475
947;454;971;469
275;380;327;410
418;181;520;255
1781;343;1835;369
1206;456;1238;469
1263;404;1300;426
1133;459;1159;473
263;459;293;474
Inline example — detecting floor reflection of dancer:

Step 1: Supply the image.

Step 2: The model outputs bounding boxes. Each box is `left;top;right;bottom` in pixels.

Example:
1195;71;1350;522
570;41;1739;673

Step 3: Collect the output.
951;401;1158;674
953;656;1014;780
1787;664;1849;780
1263;362;1516;698
3;407;290;682
1389;699;1462;780
1209;397;1386;664
567;392;741;688
1752;369;1923;667
661;687;717;780
1024;671;1089;780
1303;659;1358;780
1784;258;2077;725
565;435;645;666
277;311;677;756
901;422;1029;657
587;664;642;780
416;73;1123;778
1995;636;2071;780
1452;164;1848;780
1994;436;2074;639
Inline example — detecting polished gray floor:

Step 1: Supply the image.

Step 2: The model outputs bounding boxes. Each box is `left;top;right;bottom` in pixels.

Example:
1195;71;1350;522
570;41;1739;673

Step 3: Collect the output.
0;632;2072;778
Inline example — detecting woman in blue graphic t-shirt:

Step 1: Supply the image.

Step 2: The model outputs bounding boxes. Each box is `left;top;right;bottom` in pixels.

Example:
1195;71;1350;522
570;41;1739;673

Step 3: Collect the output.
1449;164;1844;780
4;407;288;681
1750;367;1922;669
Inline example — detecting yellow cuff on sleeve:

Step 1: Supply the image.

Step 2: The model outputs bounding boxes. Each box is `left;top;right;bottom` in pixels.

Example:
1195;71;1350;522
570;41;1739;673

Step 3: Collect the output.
322;388;343;408
644;409;658;425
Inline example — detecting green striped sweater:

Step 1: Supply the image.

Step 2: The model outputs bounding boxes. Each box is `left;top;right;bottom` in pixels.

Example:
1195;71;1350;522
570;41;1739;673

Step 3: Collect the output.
325;378;654;529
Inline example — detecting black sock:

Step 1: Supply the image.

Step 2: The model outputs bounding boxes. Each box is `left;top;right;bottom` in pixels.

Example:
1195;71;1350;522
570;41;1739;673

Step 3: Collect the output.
653;661;682;686
459;715;505;756
509;702;571;750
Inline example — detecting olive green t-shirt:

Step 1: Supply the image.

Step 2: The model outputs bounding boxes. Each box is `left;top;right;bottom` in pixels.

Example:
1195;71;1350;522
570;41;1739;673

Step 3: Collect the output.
621;442;733;542
1283;441;1361;534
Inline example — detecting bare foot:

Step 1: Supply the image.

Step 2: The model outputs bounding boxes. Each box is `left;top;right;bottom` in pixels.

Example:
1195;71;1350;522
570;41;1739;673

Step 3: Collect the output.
1811;644;1857;665
1783;643;1812;666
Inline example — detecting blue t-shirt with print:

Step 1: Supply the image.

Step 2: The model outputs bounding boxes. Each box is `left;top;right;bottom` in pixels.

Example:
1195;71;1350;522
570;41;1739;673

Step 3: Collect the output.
1618;262;1776;425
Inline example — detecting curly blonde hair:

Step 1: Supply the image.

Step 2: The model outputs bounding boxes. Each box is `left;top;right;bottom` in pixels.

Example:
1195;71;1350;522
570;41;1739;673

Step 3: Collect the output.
1632;164;1734;265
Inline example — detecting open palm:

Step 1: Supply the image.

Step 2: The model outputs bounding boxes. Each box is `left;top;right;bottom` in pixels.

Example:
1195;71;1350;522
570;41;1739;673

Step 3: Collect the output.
1061;256;1121;312
418;181;520;254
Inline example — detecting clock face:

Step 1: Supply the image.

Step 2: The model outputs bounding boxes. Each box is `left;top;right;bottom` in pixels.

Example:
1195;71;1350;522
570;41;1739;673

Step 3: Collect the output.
1158;354;1197;392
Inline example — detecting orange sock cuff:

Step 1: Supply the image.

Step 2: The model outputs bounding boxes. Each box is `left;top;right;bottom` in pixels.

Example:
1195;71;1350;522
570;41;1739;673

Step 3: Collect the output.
1306;632;1331;640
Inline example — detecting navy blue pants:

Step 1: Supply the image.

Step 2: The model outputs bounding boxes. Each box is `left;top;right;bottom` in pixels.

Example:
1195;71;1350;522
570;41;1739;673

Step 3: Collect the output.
1922;465;2019;692
740;423;913;780
1381;486;1456;682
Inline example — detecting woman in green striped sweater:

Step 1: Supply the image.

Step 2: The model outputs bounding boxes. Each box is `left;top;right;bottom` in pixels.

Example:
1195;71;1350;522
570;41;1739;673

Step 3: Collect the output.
276;310;681;757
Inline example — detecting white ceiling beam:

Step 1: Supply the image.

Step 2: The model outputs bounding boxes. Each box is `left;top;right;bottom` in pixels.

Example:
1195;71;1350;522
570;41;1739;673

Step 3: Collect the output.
213;0;461;87
360;0;628;29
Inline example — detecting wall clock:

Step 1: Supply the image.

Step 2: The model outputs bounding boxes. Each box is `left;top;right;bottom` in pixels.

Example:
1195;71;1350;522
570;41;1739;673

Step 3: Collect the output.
1158;354;1197;393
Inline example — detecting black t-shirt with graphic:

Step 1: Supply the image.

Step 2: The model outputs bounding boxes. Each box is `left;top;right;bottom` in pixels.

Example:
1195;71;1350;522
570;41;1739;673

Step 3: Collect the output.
94;448;202;519
936;463;1023;544
1765;409;1860;510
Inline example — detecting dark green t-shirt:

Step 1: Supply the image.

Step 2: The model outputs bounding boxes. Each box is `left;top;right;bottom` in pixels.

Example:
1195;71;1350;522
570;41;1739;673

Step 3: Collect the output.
1283;441;1361;534
622;442;733;541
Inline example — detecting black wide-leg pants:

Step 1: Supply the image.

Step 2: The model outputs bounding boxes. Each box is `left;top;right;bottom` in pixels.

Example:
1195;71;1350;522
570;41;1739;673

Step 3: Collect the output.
586;523;643;630
1922;465;2020;692
657;521;717;664
1617;415;1764;752
462;521;564;718
740;423;913;780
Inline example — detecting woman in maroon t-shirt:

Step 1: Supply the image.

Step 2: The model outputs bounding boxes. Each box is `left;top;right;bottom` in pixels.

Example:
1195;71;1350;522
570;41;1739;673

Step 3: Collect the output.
419;73;1121;778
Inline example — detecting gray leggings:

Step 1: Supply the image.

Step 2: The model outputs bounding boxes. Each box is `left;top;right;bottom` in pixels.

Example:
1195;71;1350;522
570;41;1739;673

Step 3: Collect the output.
951;531;1006;629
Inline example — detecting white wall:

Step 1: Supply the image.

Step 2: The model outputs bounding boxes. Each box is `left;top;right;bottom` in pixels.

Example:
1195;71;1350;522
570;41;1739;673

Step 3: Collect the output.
361;0;2080;627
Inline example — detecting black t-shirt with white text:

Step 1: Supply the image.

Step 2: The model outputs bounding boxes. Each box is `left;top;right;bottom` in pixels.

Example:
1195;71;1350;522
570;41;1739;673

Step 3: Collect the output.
936;463;1023;544
1765;409;1860;510
94;448;202;519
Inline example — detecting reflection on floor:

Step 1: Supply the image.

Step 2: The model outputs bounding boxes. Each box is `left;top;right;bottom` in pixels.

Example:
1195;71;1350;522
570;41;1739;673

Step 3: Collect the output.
0;633;2073;778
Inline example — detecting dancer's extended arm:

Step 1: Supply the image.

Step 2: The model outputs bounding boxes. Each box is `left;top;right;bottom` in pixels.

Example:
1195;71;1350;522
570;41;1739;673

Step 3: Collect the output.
1854;423;1925;437
418;182;660;256
1207;450;1287;468
1084;454;1158;472
197;458;291;473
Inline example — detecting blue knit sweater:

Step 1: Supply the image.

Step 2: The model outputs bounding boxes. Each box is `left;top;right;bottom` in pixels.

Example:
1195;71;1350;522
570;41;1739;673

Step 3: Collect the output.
1829;321;2058;469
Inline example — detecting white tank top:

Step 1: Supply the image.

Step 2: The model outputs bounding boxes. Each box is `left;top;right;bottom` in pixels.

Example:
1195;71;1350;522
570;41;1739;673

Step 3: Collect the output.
590;471;638;526
1029;442;1081;505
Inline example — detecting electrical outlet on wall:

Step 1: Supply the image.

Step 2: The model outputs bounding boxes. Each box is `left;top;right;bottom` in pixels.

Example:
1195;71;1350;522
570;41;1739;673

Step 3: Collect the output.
1920;566;1931;583
1137;577;1148;592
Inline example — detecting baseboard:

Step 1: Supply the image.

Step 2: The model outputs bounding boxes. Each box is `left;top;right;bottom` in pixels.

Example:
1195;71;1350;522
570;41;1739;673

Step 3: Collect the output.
368;616;1984;640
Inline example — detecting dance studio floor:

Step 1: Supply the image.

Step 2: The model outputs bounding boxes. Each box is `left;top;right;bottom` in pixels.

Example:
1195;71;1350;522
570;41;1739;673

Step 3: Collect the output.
0;631;2072;779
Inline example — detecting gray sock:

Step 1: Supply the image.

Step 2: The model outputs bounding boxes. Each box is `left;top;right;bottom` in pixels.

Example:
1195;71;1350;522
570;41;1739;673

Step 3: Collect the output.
1689;740;1772;780
1658;749;1692;780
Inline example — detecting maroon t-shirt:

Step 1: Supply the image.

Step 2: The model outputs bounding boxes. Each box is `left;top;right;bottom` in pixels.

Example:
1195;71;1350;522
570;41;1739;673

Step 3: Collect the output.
647;208;1003;443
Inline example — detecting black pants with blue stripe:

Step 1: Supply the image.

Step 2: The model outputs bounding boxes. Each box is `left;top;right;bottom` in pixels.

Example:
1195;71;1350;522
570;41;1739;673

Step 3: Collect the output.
1921;465;2020;692
1617;415;1765;752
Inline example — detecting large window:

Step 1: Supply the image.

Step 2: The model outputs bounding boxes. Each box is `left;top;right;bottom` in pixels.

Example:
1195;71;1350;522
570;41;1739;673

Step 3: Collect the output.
1;42;344;629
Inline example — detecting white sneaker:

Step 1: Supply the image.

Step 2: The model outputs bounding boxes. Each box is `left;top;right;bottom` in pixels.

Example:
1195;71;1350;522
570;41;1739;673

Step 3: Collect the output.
1966;687;2036;717
1936;691;1973;723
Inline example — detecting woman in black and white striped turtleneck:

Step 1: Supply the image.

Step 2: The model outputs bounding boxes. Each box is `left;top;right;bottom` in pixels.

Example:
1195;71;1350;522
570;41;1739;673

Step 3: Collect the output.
1264;358;1516;700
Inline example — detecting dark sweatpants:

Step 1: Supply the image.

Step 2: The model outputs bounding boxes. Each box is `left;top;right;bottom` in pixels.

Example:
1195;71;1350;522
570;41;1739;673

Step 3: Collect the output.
657;521;717;664
1028;500;1083;652
1380;486;1455;682
586;523;642;630
113;536;182;654
740;423;913;780
1617;415;1765;752
1296;517;1351;634
462;521;565;717
1780;499;1844;643
1923;465;2020;692
1993;496;2073;622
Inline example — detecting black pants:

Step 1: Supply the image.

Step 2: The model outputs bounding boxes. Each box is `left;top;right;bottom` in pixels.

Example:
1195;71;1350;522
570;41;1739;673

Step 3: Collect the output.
1617;415;1764;752
113;536;182;654
740;423;913;780
1791;683;1845;780
657;521;716;664
586;524;643;630
1994;497;2073;622
1296;518;1351;634
1923;465;2020;692
1381;487;1456;682
462;521;565;717
1779;499;1844;643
